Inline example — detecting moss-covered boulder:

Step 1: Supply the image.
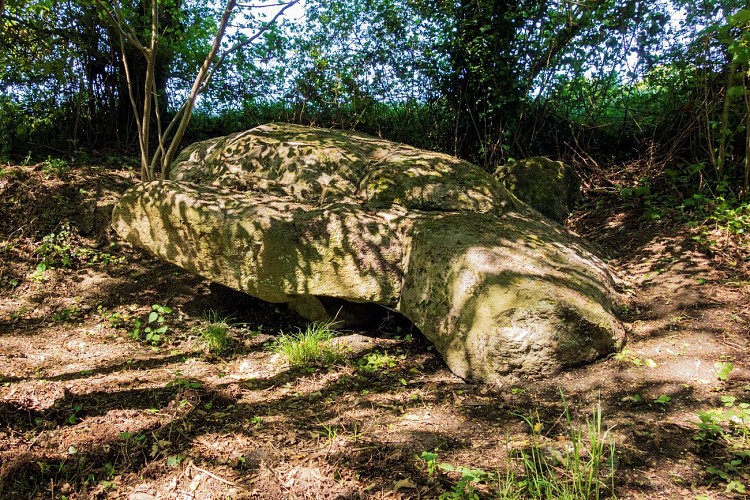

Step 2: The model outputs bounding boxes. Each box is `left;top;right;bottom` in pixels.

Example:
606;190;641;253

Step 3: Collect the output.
399;212;624;382
494;157;581;222
113;123;624;383
112;182;402;306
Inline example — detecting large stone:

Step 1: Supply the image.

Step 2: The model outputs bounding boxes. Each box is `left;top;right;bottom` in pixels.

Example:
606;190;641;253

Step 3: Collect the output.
112;123;624;383
399;212;623;381
494;157;582;222
112;182;402;305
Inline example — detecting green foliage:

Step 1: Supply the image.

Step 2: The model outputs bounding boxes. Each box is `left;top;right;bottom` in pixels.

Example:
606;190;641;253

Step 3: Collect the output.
66;404;83;425
129;304;173;345
40;157;70;178
653;394;672;406
54;306;82;323
695;396;750;449
35;223;77;269
197;310;231;355
28;223;125;284
420;395;616;499
166;374;203;390
267;320;341;367
357;351;397;373
694;390;750;495
716;362;735;381
684;194;750;232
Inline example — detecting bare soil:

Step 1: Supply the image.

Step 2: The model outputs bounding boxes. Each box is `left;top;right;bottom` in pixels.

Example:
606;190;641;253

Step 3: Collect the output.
1;163;749;499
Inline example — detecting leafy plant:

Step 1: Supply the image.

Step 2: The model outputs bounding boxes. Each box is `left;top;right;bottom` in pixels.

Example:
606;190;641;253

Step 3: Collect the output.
420;451;440;477
614;349;645;367
129;304;172;344
35;223;76;268
716;362;735;381
54;306;82;322
706;461;747;494
267;320;341;367
67;404;82;425
357;351;397;373
653;394;672;406
167;453;186;468
167;373;203;390
40;156;70;178
694;392;750;494
97;306;127;328
29;262;49;282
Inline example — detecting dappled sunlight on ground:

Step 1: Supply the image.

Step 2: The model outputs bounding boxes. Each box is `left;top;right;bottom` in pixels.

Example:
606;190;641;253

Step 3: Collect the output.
0;164;749;498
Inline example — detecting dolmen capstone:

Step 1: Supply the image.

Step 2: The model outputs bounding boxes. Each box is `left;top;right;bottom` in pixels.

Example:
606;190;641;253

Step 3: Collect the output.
112;122;625;384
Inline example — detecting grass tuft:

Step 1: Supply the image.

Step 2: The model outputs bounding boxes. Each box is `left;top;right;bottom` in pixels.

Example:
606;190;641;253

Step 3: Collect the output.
421;392;617;499
267;320;342;367
197;310;232;355
504;393;616;499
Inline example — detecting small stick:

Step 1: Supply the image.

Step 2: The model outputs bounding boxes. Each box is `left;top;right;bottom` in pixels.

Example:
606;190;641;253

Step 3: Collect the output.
186;459;238;487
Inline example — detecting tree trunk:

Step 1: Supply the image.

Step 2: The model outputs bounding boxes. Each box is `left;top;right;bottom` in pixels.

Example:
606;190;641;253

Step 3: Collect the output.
445;0;522;168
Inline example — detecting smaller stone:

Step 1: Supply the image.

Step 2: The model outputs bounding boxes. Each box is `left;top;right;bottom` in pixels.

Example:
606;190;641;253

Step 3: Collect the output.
128;491;157;500
495;157;582;222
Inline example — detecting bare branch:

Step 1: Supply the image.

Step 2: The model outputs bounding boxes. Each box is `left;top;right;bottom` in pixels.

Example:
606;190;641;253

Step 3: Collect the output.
222;0;298;59
93;0;148;54
237;2;294;7
200;0;298;95
161;0;239;177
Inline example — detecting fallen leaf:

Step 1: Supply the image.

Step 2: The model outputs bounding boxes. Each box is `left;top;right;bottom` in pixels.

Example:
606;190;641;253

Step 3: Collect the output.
393;478;417;491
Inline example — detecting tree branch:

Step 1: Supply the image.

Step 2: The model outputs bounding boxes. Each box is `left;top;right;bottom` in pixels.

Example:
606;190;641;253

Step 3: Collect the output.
93;0;148;54
200;0;298;95
222;0;298;59
160;0;238;178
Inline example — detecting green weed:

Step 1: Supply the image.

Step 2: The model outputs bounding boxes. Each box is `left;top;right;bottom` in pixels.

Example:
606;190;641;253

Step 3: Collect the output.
267;320;341;367
35;223;76;268
40;156;70;178
613;348;647;367
512;397;615;499
694;388;750;494
54;306;82;322
31;224;124;281
653;394;672;406
197;310;231;355
320;423;338;443
357;351;397;373
96;306;127;328
420;394;617;499
715;362;734;381
66;404;82;425
166;375;202;391
129;304;172;345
